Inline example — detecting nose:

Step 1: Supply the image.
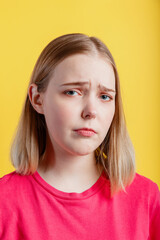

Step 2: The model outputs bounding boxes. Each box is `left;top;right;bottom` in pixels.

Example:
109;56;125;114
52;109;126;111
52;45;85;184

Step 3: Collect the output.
82;110;97;119
81;100;97;119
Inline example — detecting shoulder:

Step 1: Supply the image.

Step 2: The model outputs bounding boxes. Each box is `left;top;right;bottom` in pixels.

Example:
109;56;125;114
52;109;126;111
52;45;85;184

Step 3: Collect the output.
120;172;160;207
127;172;160;198
0;170;34;184
0;171;34;204
132;174;160;237
0;171;19;191
0;170;19;182
133;172;160;194
126;172;160;211
0;171;25;189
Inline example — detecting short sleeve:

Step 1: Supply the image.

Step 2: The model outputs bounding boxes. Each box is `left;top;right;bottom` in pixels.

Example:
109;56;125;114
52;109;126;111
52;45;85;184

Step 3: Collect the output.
149;183;160;239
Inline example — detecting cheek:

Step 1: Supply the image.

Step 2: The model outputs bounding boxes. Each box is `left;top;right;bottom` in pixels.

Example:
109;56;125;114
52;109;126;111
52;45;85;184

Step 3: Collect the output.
45;102;74;128
57;107;74;124
103;105;115;128
110;105;115;120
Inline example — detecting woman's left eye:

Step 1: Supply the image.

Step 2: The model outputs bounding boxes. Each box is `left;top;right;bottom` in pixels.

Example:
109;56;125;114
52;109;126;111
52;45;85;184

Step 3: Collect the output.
101;95;112;101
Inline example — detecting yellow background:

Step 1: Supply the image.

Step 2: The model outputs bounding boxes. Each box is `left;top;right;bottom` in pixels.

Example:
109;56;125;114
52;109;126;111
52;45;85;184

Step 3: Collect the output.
0;0;159;187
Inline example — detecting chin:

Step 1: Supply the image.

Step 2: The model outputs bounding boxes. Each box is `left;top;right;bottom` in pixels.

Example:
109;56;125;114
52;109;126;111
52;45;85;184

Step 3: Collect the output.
65;141;98;156
72;148;95;156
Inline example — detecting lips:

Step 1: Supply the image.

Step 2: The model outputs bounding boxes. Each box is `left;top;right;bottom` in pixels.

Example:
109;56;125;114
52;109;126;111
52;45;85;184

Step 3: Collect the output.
74;128;96;137
74;128;96;133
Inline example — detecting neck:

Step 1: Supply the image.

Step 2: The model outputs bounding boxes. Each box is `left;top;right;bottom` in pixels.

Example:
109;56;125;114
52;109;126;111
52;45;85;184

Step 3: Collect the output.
37;135;103;191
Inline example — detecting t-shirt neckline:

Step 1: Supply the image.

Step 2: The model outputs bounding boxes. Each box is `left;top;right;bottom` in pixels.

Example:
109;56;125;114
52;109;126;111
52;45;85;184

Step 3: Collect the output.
32;170;109;200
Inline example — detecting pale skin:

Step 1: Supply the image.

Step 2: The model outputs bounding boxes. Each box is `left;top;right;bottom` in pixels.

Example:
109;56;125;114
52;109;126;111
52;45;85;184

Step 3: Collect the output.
28;53;116;193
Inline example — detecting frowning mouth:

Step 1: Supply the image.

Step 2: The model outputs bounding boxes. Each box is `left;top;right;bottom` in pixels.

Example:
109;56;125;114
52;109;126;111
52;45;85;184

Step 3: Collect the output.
74;128;96;137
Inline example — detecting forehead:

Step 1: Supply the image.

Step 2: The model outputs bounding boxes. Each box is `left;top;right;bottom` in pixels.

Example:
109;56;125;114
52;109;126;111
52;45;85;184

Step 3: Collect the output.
50;54;115;89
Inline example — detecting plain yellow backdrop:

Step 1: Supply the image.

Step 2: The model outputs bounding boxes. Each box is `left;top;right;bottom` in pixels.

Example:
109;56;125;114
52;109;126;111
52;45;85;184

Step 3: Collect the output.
0;0;159;188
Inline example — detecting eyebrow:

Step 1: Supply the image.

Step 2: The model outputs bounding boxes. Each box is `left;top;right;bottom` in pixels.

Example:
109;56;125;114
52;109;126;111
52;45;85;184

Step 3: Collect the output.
60;81;116;93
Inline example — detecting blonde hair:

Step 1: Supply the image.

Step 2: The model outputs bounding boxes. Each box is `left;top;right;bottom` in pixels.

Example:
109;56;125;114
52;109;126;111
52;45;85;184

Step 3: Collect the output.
10;33;136;197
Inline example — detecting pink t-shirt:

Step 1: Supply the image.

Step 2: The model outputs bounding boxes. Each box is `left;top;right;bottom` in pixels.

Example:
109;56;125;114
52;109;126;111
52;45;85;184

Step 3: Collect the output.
0;170;160;240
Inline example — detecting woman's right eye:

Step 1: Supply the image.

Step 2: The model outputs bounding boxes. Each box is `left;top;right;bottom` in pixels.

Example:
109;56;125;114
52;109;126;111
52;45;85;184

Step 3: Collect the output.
64;90;79;96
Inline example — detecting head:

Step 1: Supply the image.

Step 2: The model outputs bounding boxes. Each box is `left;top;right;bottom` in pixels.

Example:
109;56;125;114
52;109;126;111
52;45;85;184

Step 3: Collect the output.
10;33;135;197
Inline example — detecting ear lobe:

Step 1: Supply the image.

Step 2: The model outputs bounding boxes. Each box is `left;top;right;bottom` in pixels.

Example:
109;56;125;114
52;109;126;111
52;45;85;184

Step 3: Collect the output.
28;83;44;114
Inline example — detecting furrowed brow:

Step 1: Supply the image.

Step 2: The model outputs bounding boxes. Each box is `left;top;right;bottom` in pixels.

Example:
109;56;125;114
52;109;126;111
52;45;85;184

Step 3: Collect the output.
60;81;116;93
60;82;89;87
99;85;116;93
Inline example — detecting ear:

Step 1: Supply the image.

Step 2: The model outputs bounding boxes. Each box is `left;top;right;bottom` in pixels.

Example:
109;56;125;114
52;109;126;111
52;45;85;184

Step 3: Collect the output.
28;83;44;114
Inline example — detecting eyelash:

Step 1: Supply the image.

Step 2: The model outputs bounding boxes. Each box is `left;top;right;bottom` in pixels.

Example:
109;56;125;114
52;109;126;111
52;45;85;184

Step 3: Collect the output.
64;90;113;101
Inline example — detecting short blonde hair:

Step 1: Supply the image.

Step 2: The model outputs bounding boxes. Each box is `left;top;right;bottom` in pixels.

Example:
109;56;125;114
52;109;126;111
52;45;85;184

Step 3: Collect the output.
10;33;136;197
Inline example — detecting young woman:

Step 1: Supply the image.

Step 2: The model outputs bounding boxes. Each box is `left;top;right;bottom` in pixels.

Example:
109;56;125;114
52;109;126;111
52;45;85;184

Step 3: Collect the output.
0;33;159;239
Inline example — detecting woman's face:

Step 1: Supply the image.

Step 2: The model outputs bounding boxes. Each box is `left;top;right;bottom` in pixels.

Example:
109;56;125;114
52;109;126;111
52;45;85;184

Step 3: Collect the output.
41;54;116;156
